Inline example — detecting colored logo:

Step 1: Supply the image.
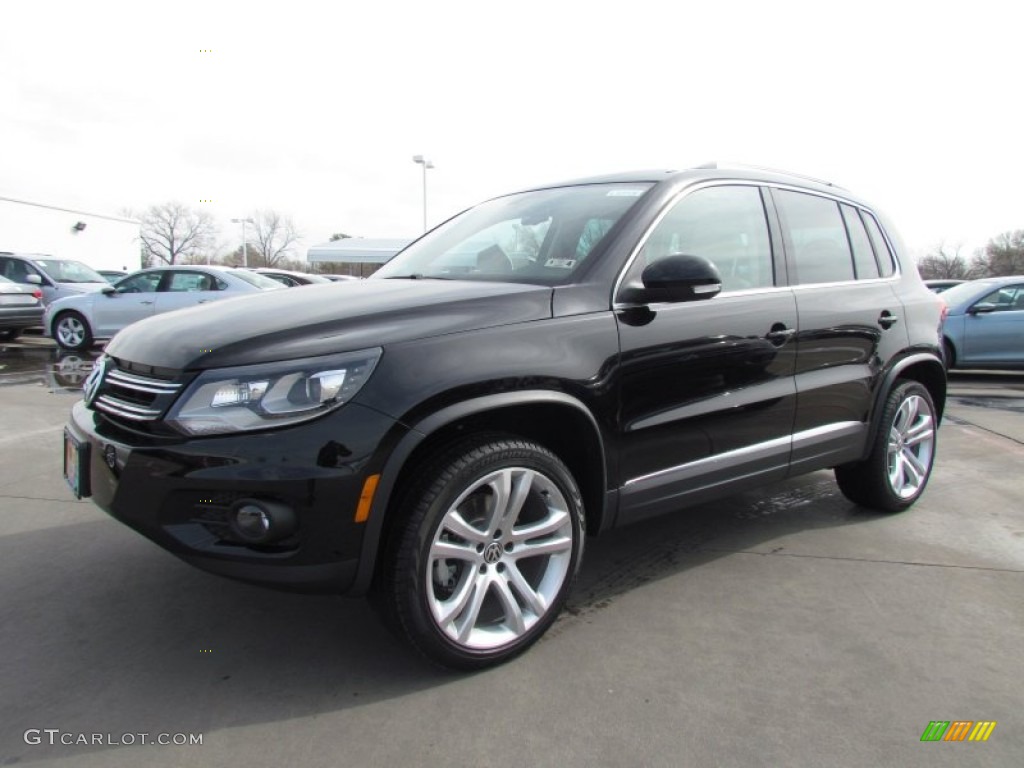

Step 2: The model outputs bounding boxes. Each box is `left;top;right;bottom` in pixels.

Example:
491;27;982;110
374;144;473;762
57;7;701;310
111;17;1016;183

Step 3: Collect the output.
920;721;996;742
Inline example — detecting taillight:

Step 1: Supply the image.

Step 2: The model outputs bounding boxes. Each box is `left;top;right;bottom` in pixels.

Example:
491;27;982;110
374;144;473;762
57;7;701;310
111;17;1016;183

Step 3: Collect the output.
32;289;43;300
939;298;948;323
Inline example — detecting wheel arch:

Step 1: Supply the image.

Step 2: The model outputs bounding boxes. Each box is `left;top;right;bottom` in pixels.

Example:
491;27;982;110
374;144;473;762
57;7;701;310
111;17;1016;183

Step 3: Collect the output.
865;352;946;453
352;390;609;595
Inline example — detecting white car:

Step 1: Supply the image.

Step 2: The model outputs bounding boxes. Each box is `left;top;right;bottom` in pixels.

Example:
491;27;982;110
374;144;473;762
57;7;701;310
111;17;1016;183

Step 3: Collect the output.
44;265;284;350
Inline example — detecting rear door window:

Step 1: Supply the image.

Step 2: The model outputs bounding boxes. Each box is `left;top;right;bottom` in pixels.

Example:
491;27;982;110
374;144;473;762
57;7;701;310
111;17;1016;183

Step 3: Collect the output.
840;205;880;279
773;190;855;285
861;213;897;277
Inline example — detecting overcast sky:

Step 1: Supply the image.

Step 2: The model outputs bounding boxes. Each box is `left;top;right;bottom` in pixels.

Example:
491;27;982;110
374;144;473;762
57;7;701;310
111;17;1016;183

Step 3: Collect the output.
1;0;1020;260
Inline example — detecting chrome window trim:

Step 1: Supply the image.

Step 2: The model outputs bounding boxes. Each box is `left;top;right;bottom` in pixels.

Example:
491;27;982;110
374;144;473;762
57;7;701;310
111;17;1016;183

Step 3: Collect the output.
765;183;903;281
611;180;772;305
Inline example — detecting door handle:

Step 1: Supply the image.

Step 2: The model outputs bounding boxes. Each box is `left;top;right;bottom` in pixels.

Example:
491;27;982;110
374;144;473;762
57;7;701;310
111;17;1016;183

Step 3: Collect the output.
878;311;899;329
765;324;796;345
141;300;154;305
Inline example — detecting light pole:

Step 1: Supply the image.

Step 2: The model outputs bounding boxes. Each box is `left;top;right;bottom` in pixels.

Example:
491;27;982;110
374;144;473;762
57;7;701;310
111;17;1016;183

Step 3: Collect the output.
412;155;434;232
230;217;254;267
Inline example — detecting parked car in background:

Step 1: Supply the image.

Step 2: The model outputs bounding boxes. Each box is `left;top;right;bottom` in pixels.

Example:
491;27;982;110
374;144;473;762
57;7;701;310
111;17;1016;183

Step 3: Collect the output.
0;275;44;340
242;268;332;287
0;253;110;306
98;270;131;283
44;265;284;350
940;276;1024;370
924;279;966;293
63;166;946;669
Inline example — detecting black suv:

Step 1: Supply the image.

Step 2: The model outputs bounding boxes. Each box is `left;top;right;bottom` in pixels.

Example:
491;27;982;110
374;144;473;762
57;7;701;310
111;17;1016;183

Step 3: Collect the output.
63;166;946;669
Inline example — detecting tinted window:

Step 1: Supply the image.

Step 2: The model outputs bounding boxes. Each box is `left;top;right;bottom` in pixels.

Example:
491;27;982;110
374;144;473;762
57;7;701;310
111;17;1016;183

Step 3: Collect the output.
774;190;854;284
840;205;880;279
627;185;774;293
861;213;896;277
117;271;162;293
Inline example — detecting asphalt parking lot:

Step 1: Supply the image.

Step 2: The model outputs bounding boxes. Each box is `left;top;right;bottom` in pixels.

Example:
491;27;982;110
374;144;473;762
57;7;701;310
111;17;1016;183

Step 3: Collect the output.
1;335;1021;767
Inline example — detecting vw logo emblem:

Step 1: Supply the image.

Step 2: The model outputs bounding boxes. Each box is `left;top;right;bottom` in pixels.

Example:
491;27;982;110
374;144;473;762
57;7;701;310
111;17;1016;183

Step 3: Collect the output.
483;542;503;564
83;356;108;407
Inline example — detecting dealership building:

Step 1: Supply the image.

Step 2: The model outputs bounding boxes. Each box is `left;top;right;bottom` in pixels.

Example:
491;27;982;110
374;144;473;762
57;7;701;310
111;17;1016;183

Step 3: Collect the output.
0;196;141;273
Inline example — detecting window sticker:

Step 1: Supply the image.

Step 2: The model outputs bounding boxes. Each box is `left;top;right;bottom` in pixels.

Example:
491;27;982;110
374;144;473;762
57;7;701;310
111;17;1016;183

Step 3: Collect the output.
544;258;577;269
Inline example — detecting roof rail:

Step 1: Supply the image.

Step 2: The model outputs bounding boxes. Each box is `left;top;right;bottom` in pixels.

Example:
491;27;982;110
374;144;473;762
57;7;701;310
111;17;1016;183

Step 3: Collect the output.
690;161;843;189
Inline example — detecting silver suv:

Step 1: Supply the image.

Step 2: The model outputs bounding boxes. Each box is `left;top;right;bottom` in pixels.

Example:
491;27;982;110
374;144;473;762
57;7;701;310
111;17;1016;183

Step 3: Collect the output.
0;253;109;306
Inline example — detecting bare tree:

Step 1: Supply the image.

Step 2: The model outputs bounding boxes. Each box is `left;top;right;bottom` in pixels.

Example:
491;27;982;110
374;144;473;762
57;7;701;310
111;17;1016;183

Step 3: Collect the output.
137;203;218;266
970;229;1024;277
249;210;302;267
916;242;977;280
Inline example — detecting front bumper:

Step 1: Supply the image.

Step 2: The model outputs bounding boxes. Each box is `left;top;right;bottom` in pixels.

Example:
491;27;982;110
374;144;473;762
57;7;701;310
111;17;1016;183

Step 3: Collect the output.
66;399;405;593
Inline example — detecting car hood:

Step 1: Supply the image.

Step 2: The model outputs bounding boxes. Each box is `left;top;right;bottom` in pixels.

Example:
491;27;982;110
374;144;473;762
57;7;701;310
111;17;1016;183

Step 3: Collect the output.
105;279;554;370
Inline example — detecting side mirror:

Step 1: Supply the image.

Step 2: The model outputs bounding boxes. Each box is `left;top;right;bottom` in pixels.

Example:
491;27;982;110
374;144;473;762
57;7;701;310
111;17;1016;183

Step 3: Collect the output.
968;303;996;315
101;285;117;295
620;254;723;304
25;274;43;285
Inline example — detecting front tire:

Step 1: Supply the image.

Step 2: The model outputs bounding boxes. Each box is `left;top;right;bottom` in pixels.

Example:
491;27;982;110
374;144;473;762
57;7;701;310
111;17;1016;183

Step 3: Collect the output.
835;380;938;512
378;435;585;670
53;311;93;350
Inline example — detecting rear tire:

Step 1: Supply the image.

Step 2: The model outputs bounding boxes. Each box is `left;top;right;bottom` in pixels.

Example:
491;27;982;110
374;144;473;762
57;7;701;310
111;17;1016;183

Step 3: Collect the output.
376;434;585;670
53;311;93;351
835;380;937;512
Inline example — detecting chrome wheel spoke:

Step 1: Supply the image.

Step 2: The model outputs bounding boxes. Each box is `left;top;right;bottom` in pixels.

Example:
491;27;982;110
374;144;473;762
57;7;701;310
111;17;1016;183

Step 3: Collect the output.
902;448;926;486
511;508;569;542
505;563;547;616
485;468;534;535
493;575;527;635
431;539;478;562
904;417;934;446
512;535;573;560
455;575;491;644
436;569;477;625
442;510;487;545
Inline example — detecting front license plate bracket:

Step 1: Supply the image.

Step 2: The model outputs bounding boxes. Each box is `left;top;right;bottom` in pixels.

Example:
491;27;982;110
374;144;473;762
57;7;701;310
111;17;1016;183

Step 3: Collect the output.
63;429;91;499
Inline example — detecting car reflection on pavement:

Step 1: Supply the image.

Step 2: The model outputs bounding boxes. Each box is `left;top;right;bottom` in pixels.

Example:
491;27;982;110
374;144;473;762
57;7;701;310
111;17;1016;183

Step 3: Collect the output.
0;337;102;393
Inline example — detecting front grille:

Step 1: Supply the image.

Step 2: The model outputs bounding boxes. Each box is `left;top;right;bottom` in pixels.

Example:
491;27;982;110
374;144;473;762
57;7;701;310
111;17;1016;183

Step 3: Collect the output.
90;358;187;429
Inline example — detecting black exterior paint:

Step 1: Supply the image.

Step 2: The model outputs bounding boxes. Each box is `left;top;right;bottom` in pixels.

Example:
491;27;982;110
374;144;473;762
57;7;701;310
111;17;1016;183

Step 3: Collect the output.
64;167;947;594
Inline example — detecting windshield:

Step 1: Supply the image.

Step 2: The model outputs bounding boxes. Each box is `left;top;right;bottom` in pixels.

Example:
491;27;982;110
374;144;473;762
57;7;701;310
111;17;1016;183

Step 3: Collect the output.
33;258;106;283
373;183;653;284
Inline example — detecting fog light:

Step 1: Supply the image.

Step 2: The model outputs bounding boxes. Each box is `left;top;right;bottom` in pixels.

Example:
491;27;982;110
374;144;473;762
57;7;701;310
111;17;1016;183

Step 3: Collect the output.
229;499;296;544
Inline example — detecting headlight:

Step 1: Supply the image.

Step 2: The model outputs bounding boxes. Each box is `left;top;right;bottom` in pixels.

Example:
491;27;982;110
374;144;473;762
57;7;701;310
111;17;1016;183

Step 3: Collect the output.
166;348;382;436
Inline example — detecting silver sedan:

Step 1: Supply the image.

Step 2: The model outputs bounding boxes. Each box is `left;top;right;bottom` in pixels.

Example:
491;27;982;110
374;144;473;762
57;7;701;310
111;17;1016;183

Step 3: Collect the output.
44;266;284;350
